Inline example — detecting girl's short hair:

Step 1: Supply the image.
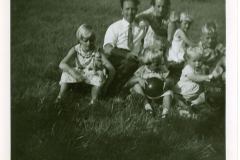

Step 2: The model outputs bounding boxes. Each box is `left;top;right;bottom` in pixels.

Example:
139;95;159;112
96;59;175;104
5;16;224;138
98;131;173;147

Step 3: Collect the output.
184;46;203;60
139;47;164;64
179;12;193;23
76;24;95;41
201;22;217;36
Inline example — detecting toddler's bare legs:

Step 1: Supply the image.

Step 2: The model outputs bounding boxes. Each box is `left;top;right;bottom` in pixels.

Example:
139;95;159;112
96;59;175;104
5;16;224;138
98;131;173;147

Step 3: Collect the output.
90;86;101;105
191;92;205;105
133;83;153;111
161;93;172;118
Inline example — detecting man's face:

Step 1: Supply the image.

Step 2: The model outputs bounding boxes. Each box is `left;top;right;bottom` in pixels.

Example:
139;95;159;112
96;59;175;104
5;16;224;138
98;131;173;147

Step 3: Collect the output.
122;0;138;23
153;0;167;18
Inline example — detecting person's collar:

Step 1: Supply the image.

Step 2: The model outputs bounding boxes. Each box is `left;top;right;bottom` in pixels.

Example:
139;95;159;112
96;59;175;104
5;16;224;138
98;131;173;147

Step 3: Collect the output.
122;18;136;27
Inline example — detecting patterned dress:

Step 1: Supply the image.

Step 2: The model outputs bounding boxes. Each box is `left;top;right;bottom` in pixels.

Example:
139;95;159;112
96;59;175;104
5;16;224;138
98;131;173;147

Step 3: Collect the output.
129;65;173;98
59;44;107;87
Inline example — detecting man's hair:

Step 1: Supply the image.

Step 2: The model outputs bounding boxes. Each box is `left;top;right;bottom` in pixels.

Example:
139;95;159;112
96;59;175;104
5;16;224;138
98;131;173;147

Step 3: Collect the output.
120;0;140;9
150;0;171;7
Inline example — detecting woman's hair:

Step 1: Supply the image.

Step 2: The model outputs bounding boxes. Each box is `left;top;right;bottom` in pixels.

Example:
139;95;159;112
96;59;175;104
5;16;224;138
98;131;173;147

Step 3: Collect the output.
179;12;193;23
76;24;95;41
120;0;140;9
201;22;217;36
150;0;171;7
151;0;171;17
139;47;164;64
184;46;203;61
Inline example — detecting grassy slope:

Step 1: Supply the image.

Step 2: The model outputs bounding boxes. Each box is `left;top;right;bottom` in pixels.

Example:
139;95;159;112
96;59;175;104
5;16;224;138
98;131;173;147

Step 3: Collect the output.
11;0;225;159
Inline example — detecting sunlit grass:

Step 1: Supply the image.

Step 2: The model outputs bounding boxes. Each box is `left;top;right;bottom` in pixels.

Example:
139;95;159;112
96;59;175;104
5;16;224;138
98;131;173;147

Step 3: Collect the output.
11;0;225;159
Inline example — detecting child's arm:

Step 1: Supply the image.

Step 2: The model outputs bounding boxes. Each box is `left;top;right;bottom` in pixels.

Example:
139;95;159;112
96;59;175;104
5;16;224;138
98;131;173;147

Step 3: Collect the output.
59;47;83;81
126;76;148;88
101;54;116;94
186;73;213;83
177;29;197;47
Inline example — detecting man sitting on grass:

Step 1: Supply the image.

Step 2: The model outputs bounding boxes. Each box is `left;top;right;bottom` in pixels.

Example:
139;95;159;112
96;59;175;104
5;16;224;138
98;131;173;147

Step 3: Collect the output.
103;0;146;95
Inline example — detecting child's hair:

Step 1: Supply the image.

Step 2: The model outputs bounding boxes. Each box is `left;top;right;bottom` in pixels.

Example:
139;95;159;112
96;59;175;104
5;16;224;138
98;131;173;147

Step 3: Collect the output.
76;24;95;41
139;47;164;64
179;12;193;23
201;22;217;36
184;46;203;61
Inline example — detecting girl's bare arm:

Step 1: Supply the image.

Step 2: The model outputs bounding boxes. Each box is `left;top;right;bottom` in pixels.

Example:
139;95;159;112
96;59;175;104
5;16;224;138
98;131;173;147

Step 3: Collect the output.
177;29;197;47
186;72;212;83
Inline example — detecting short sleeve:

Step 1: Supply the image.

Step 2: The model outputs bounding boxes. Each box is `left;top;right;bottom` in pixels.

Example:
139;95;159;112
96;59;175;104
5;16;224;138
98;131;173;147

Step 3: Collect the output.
182;65;194;77
103;24;118;48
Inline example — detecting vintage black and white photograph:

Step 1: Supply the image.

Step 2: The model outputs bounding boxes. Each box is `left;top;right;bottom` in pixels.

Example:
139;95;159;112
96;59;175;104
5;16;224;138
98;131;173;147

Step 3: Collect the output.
8;0;237;159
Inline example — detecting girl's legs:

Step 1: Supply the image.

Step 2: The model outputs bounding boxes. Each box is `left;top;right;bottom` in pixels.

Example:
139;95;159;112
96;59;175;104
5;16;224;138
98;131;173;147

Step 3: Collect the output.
90;85;101;104
55;83;71;103
133;83;153;112
161;94;172;118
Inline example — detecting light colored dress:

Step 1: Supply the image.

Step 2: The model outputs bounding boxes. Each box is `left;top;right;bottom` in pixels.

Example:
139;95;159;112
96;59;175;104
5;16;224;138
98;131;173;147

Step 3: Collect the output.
172;64;207;101
167;29;186;63
59;44;107;87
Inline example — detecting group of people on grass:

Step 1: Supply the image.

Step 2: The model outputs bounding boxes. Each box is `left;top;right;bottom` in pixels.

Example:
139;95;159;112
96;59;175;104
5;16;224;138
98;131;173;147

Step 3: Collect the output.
55;0;226;118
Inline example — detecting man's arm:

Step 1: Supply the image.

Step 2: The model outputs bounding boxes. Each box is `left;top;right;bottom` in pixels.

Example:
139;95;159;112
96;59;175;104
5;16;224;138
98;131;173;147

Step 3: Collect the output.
103;44;129;58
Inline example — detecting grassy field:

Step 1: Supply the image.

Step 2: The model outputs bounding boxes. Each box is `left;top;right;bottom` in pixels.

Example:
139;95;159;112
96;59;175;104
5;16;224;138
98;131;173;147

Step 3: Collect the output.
11;0;226;159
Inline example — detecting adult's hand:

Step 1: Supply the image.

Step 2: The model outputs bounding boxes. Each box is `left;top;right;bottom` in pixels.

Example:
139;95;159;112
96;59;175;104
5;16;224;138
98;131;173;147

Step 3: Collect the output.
126;52;138;61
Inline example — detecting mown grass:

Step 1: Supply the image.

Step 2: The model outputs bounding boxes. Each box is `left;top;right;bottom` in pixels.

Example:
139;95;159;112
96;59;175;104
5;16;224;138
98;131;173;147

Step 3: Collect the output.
11;0;225;159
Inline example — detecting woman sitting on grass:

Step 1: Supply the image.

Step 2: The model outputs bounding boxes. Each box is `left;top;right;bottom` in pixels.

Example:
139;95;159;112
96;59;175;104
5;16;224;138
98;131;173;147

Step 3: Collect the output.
125;40;173;118
55;24;115;105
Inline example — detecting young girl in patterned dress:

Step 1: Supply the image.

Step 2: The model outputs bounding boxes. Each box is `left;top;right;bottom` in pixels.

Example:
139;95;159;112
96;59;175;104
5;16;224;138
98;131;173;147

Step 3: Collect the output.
55;24;115;105
125;40;173;118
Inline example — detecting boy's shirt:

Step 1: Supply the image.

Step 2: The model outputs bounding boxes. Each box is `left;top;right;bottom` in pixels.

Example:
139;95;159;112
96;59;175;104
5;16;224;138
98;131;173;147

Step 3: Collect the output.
198;41;225;71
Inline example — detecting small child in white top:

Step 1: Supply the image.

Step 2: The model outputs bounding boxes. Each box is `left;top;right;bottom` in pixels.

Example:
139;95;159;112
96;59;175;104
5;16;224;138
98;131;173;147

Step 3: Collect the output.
55;24;115;105
167;12;197;63
172;47;214;106
126;40;173;118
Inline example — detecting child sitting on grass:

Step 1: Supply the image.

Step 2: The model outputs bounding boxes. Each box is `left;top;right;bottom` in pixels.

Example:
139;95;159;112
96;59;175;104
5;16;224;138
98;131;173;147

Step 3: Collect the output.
199;22;225;72
125;42;173;118
166;12;197;79
172;47;215;109
55;24;115;105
